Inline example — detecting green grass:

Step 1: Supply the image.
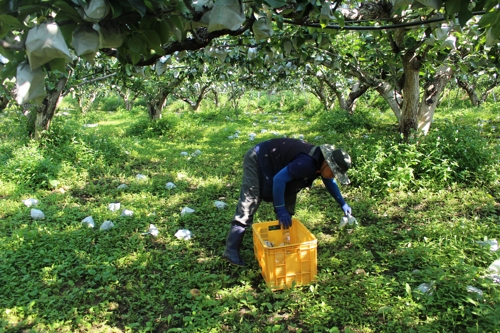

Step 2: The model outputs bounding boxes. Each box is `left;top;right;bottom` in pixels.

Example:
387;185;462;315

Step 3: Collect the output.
0;92;499;332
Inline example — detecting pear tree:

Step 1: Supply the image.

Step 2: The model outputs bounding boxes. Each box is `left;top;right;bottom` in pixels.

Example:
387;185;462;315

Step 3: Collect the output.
0;0;498;138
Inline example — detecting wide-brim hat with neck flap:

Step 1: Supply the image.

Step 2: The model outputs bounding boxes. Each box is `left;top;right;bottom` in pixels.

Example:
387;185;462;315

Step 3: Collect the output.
319;144;351;185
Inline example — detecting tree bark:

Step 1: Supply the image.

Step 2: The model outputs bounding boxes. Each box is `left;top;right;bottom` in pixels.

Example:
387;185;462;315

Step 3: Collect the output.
324;79;368;114
309;81;335;111
0;95;9;111
456;78;480;106
375;81;402;120
147;89;169;120
212;89;219;107
418;65;454;134
400;51;421;139
32;75;68;139
348;67;402;120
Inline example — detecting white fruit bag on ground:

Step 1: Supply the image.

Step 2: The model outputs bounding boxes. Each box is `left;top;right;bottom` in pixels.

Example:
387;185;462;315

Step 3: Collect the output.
181;207;195;216
23;198;39;207
486;259;500;283
81;216;95;228
16;62;45;105
142;224;159;237
214;201;227;209
121;209;133;217
26;22;71;70
175;229;193;240
31;209;45;220
108;202;120;211
100;220;114;231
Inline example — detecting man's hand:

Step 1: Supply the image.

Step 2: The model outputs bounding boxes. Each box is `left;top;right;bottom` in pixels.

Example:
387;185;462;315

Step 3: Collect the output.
342;203;352;216
276;206;292;229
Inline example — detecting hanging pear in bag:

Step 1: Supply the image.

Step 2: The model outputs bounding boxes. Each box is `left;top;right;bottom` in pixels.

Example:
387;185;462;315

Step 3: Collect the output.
208;0;245;32
79;0;110;23
16;62;45;105
72;24;100;63
93;21;125;48
252;12;273;41
25;22;72;70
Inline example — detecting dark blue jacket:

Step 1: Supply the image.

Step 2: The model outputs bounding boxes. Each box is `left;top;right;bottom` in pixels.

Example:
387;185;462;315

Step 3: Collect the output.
257;138;323;201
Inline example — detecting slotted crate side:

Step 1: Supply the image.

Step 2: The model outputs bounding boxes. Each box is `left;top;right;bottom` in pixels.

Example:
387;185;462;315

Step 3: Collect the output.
252;219;317;290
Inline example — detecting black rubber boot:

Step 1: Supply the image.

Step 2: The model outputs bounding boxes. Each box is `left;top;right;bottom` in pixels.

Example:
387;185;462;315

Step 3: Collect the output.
222;223;246;267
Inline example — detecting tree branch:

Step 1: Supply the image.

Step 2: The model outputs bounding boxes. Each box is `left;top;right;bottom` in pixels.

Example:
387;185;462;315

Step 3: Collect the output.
0;39;25;51
101;16;255;67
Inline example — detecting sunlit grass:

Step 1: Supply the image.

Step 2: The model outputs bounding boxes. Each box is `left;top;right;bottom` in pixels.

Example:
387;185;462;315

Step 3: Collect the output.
0;92;498;332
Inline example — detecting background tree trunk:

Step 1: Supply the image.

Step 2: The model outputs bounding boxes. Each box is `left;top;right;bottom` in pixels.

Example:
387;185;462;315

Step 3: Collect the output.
418;65;454;134
147;89;169;120
0;95;9;111
400;52;421;139
456;78;480;106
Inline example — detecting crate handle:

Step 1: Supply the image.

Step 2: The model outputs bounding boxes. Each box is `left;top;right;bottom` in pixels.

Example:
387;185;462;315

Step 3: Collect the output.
268;224;281;231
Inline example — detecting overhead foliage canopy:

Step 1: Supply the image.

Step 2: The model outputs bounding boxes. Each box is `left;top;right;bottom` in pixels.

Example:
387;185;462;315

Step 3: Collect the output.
0;0;498;75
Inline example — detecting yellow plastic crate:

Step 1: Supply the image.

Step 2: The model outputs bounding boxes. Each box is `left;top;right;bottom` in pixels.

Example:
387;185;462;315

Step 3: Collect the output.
252;219;317;290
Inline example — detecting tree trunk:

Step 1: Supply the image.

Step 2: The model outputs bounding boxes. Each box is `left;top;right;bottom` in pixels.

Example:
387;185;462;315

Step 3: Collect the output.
212;89;219;107
418;65;454;134
349;67;402;120
456;78;480;106
0;85;15;112
482;73;499;103
147;89;169;119
375;81;402;120
0;95;9;111
32;75;68;139
309;81;335;111
328;80;369;114
117;89;138;111
192;85;210;111
400;51;421;139
77;91;97;113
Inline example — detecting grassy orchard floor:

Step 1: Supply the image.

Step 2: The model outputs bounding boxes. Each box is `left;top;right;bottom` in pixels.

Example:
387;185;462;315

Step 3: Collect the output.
0;94;499;332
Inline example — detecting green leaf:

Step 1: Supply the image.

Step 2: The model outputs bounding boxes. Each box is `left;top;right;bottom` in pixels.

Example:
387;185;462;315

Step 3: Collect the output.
416;0;442;10
0;15;21;39
392;0;412;11
139;17;155;30
53;1;82;20
168;16;185;42
275;14;283;30
264;0;286;8
1;61;17;81
445;1;462;16
377;306;392;314
18;5;45;19
46;58;68;73
478;12;499;29
484;0;498;11
109;1;123;18
156;20;171;44
129;51;141;65
143;29;164;55
457;7;473;27
175;0;190;16
405;283;412;297
333;11;345;28
127;35;145;54
124;0;147;17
